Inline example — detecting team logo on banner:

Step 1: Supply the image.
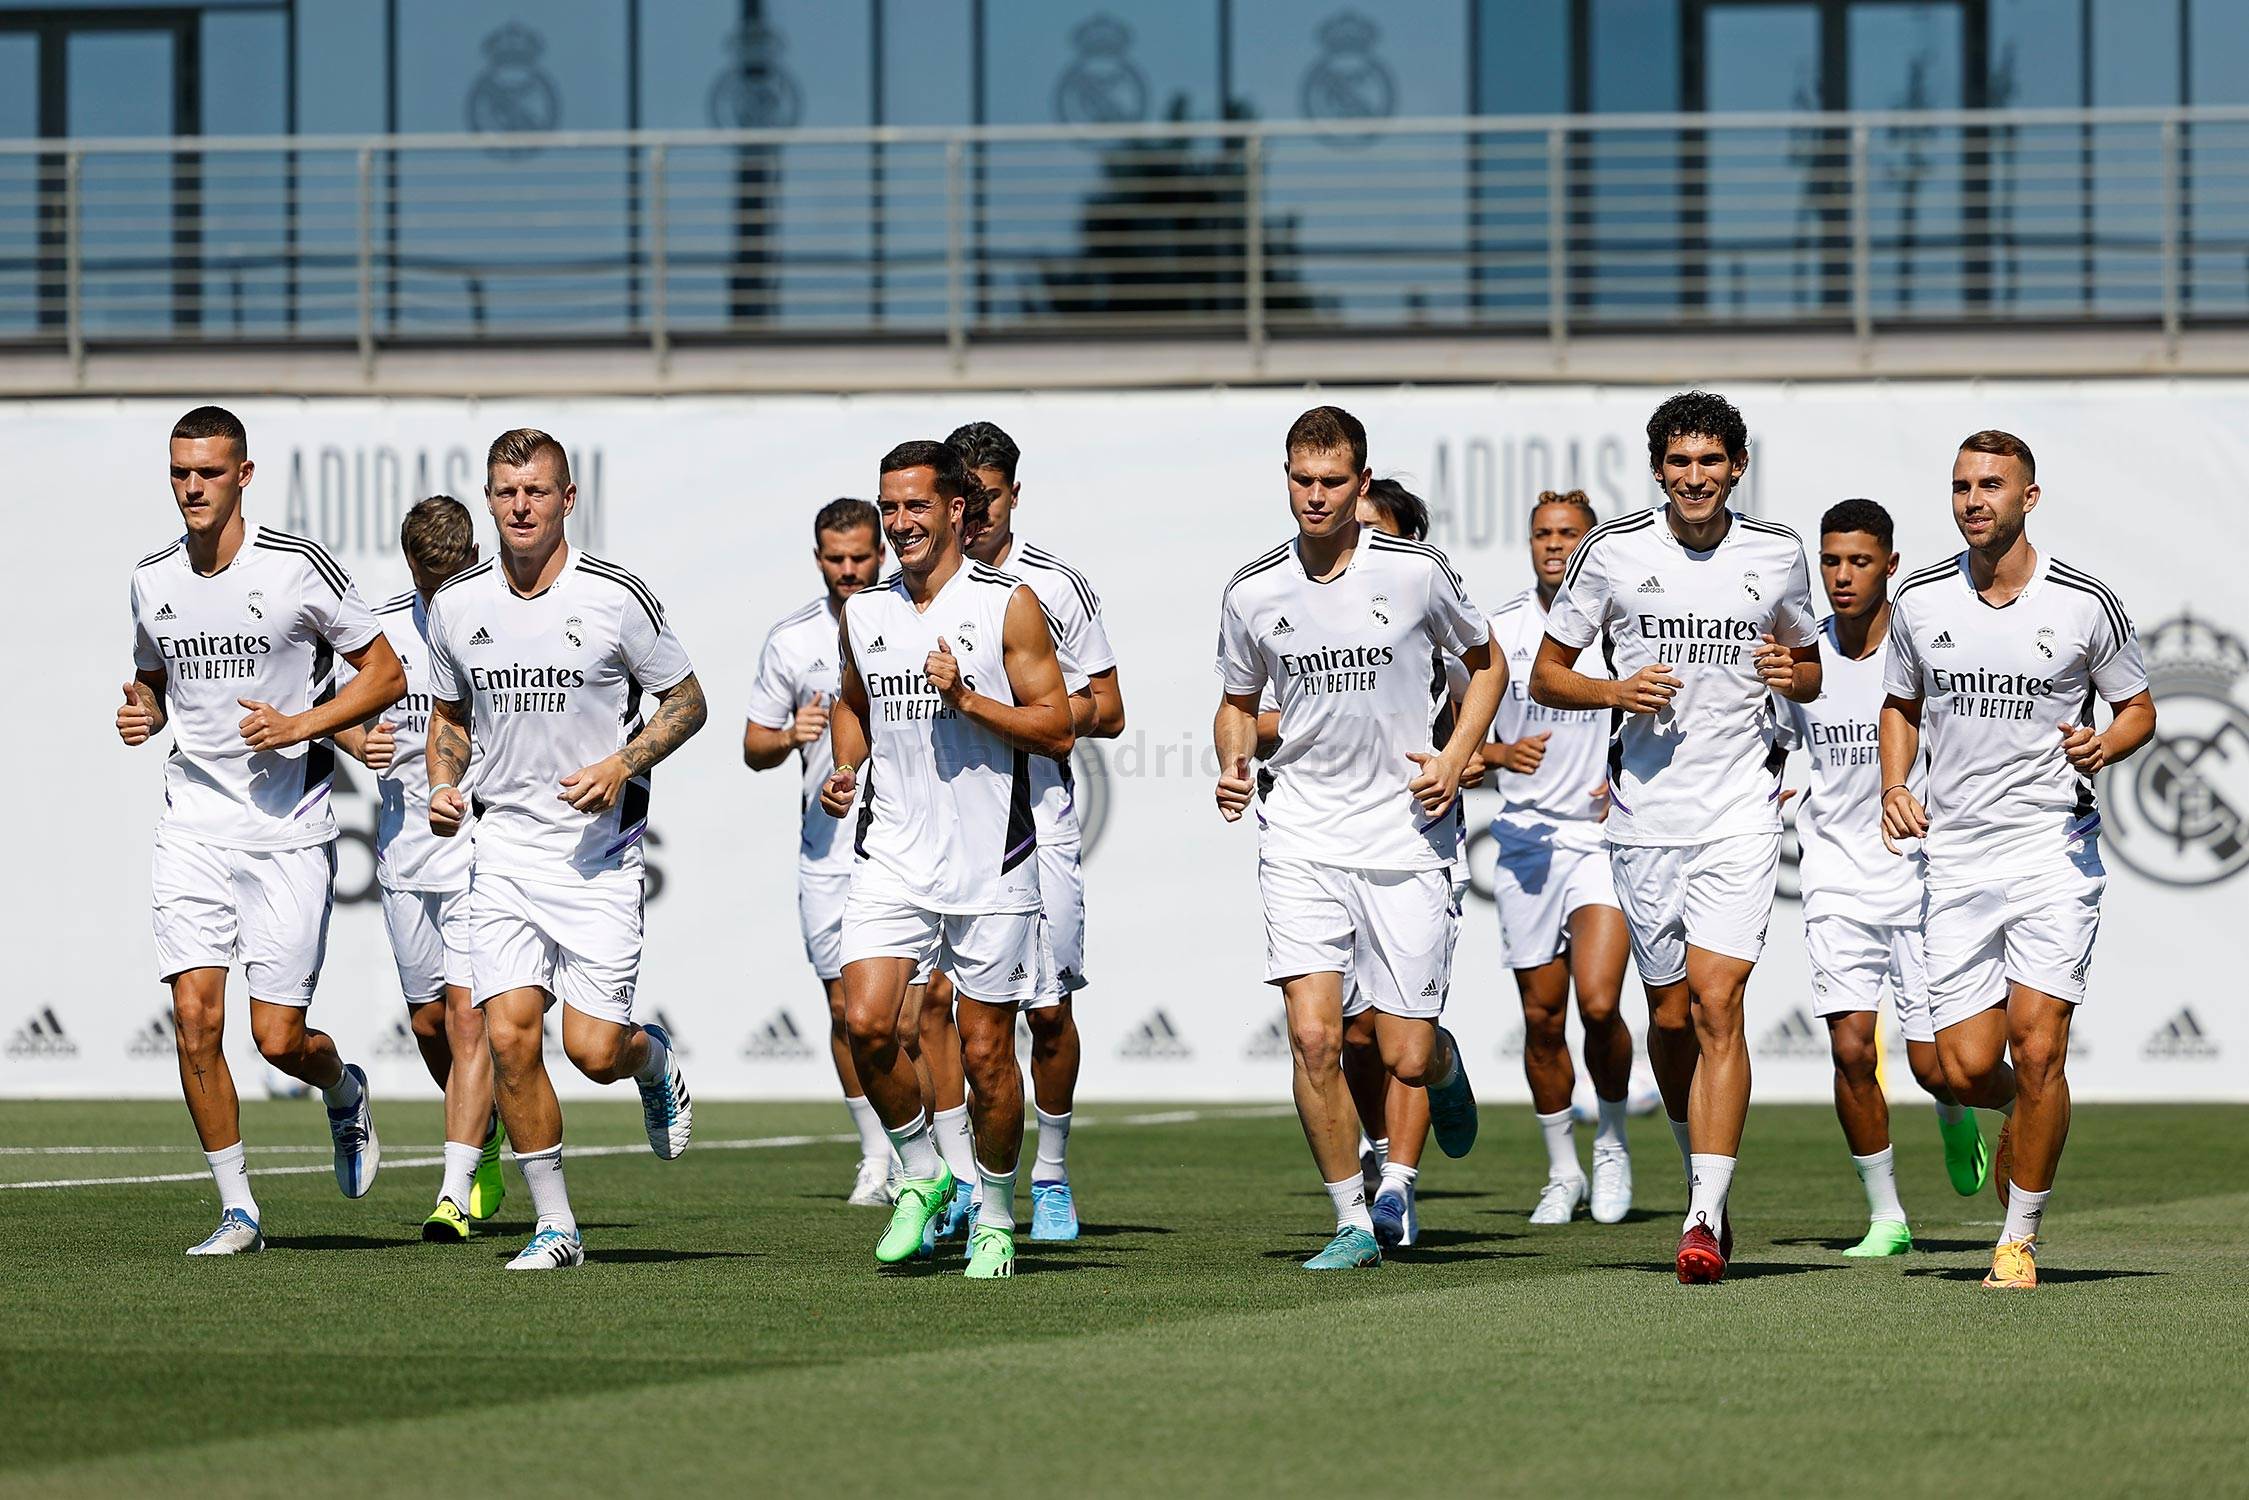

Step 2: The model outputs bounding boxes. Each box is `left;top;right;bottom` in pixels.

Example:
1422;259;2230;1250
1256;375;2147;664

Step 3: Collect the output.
1243;1016;1289;1061
2104;611;2249;887
1753;1007;1825;1060
467;23;560;145
1495;1023;1525;1059
1117;1008;1191;1061
1054;15;1146;126
708;21;803;130
126;1012;176;1059
2143;1007;2220;1061
742;1009;814;1061
375;1020;421;1058
5;1007;76;1059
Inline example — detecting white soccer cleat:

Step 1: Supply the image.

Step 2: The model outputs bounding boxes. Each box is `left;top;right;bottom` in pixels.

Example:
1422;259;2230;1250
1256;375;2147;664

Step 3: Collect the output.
1529;1172;1588;1225
186;1207;263;1257
848;1155;896;1207
636;1022;692;1160
326;1063;380;1199
1590;1148;1633;1224
505;1226;585;1270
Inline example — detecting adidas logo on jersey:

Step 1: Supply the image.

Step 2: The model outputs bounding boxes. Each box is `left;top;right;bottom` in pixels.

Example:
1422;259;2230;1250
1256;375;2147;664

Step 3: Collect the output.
125;1012;176;1059
1637;576;1664;594
154;602;177;621
1754;1007;1827;1059
1420;977;1441;996
865;634;887;653
5;1007;77;1060
742;1008;815;1061
2143;1006;2220;1061
469;626;494;646
1929;630;1955;649
1007;963;1028;983
1117;1008;1193;1061
1271;616;1294;636
1243;1016;1291;1061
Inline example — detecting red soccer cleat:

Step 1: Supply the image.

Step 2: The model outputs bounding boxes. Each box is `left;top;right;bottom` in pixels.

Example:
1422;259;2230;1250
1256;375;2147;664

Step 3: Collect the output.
1676;1220;1727;1284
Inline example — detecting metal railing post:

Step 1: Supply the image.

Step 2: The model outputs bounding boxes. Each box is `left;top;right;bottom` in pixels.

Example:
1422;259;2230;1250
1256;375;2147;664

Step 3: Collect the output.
1851;124;1872;353
1244;130;1265;368
945;137;966;372
2160;116;2181;354
649;143;669;376
356;145;375;382
64;150;83;385
1546;127;1567;358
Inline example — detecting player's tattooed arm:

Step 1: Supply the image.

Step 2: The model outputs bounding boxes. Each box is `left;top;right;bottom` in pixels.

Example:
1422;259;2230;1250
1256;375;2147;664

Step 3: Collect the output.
117;668;169;746
428;696;472;837
618;673;710;779
821;636;871;817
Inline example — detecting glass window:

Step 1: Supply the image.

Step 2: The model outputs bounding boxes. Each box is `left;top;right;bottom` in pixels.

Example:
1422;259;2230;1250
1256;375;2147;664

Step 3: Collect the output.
71;29;179;338
1985;0;2082;315
1475;0;1569;116
2087;0;2176;318
1851;4;1967;319
1590;0;1676;112
200;9;291;338
2187;1;2249;316
1988;0;2081;108
0;32;37;336
1581;0;1679;321
2190;0;2249;103
982;0;1219;126
883;0;973;126
295;4;387;134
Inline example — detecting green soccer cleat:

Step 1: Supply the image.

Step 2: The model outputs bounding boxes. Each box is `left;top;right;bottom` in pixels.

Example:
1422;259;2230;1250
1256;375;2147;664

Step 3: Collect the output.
963;1224;1016;1279
468;1114;507;1221
1303;1225;1382;1270
877;1167;956;1265
421;1197;471;1242
1842;1219;1913;1257
1939;1112;1991;1196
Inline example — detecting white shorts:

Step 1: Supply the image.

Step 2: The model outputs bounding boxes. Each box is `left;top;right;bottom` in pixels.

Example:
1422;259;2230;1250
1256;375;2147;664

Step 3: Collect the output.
1261;856;1455;1021
1492;834;1620;970
380;886;473;1005
1037;839;1089;995
150;831;334;1004
1609;832;1780;985
839;876;1044;1008
1923;851;2104;1033
1805;913;1933;1044
799;869;851;982
469;866;645;1026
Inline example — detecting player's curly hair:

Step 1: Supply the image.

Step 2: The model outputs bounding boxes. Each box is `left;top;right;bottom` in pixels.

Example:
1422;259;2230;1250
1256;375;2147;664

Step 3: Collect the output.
946;421;1022;485
1646;391;1748;472
1286;405;1368;471
1535;488;1598;529
1819;497;1894;550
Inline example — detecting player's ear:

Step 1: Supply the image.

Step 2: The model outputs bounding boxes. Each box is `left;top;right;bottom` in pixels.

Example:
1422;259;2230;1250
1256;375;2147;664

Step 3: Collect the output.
1884;551;1899;579
2021;482;2039;513
560;482;577;518
237;457;255;489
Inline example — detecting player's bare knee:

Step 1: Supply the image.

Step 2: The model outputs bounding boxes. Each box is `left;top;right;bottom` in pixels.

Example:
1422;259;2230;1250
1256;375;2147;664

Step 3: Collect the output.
1830;1031;1878;1084
1288;1015;1344;1075
2010;1028;2067;1092
564;1030;628;1082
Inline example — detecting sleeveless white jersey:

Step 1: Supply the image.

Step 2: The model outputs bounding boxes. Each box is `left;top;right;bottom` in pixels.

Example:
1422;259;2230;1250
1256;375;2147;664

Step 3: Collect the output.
844;560;1041;915
424;547;694;883
745;595;858;878
130;522;381;851
1781;617;1922;926
362;591;476;893
1885;551;2146;885
996;537;1106;847
1545;506;1819;847
1488;585;1613;850
1216;531;1491;873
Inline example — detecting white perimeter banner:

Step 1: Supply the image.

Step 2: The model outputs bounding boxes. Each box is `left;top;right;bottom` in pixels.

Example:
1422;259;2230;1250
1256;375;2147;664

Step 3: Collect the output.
3;381;2242;1105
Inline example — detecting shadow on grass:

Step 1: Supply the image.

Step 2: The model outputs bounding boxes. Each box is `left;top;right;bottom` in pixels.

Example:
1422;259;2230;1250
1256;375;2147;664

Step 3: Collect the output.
1592;1259;1845;1280
264;1234;422;1252
1772;1234;1997;1254
587;1248;763;1265
1073;1223;1176;1239
1903;1265;2165;1284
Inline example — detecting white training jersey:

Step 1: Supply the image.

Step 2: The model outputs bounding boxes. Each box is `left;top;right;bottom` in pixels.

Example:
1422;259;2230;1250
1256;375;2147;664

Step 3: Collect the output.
1885;551;2146;885
1545;506;1819;847
361;591;476;893
844;560;1043;915
995;537;1106;847
746;595;858;878
425;547;694;884
1217;531;1491;873
1488;585;1613;850
130;522;381;852
1781;617;1922;926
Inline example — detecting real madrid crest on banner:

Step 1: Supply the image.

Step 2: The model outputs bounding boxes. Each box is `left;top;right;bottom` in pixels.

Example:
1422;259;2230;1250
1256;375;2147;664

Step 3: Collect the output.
1301;11;1395;137
1054;14;1147;125
708;21;803;129
2104;610;2249;887
467;22;560;145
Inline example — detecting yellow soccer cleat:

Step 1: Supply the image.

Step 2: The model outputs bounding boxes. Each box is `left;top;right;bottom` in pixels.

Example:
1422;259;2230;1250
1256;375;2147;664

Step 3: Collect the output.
422;1197;472;1243
468;1114;507;1221
1982;1237;2038;1290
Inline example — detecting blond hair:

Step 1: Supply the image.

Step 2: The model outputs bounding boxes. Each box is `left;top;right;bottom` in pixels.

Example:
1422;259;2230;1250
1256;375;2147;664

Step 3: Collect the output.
486;428;571;488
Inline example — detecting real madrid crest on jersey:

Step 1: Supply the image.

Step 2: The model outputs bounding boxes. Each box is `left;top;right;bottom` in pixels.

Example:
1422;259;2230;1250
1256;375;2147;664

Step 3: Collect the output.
563;614;584;650
2035;625;2058;660
2104;610;2249;888
956;621;979;654
1741;570;1762;602
1370;594;1390;626
245;589;265;621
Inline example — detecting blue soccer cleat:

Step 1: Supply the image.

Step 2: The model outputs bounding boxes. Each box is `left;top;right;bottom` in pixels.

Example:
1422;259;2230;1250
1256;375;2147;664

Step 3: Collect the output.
636;1022;692;1160
505;1226;585;1271
1425;1027;1479;1158
186;1207;263;1257
1304;1224;1383;1270
1370;1186;1418;1248
1029;1180;1080;1242
326;1063;380;1198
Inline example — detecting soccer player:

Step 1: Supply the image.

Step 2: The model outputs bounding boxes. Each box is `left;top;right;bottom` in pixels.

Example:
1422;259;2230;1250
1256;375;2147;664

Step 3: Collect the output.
1880;431;2154;1290
1485;490;1637;1228
947;419;1127;1242
331;496;508;1240
1778;498;1990;1258
820;439;1076;1280
120;405;405;1256
1530;391;1821;1285
1214;407;1501;1271
743;498;897;1206
424;428;707;1272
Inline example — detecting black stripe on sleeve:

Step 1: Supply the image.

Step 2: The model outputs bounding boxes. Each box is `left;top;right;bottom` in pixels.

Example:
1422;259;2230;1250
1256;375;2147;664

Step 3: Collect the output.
2048;574;2129;644
253;531;351;596
2049;561;2131;641
1225;542;1292;592
432;558;495;600
580;556;667;629
1561;510;1656;589
136;540;184;570
1019;544;1100;616
1365;532;1468;595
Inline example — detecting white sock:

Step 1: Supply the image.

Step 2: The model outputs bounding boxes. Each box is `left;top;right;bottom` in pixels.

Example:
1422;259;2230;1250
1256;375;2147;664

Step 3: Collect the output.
932;1104;980;1186
1378;1161;1418;1201
845;1095;890;1163
1537;1107;1581;1181
1594;1096;1629;1155
1324;1175;1374;1234
320;1065;363;1111
885;1114;943;1181
440;1140;480;1209
633;1026;669;1084
1033;1107;1072;1184
1669;1116;1694;1179
2001;1183;2050;1245
976;1161;1017;1230
1852;1146;1906;1225
1371;1137;1390;1169
204;1141;257;1219
1932;1098;1968;1127
1683;1153;1735;1234
517;1144;575;1235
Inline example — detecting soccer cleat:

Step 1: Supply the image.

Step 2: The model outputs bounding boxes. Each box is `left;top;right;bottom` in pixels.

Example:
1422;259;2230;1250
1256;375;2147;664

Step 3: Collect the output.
932;1178;978;1242
1591;1148;1633;1224
877;1167;956;1265
505;1227;585;1271
468;1113;507;1221
848;1156;896;1207
1370;1185;1418;1248
1939;1112;1990;1196
1843;1219;1913;1257
1425;1027;1479;1158
186;1207;263;1257
1029;1180;1080;1242
963;1224;1017;1279
1982;1238;2038;1289
326;1064;380;1199
636;1023;692;1159
1304;1224;1382;1270
422;1197;472;1243
1676;1218;1727;1284
1993;1120;2014;1210
1530;1172;1588;1225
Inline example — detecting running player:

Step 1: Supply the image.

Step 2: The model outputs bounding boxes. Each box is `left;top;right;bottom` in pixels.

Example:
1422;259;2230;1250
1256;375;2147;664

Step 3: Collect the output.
820;439;1076;1280
331;496;508;1240
1531;391;1822;1284
1485;490;1637;1228
1880;431;2154;1290
424;428;707;1272
120;405;404;1255
743;498;896;1206
1214;407;1501;1271
947;419;1127;1243
1779;498;1989;1259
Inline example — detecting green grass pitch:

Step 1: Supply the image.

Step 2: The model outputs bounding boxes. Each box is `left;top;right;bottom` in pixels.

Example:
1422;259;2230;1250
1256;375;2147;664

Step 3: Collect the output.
1;1098;2244;1496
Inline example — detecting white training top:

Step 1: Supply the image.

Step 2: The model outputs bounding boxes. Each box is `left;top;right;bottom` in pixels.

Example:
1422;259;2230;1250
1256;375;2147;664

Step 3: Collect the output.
360;591;476;893
130;522;381;851
745;595;858;879
1545;506;1819;847
1885;550;2147;886
1216;530;1491;873
425;547;694;884
997;537;1105;848
1488;585;1613;851
1781;616;1922;926
843;559;1043;915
